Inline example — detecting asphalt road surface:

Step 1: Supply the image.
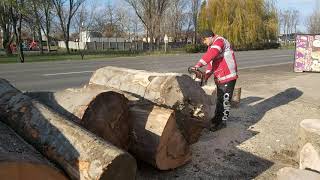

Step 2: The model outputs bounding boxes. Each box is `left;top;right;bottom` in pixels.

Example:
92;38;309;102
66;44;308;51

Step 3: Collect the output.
0;49;294;91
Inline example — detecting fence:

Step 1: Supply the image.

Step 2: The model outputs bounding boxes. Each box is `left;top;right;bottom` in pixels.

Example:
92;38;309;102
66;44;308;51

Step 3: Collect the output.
58;41;146;51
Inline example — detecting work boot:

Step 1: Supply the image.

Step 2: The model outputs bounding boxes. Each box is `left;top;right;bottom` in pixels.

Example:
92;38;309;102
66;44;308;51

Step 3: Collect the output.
209;121;226;132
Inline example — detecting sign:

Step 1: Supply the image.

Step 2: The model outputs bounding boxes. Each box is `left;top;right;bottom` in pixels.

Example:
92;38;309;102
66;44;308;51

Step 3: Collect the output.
294;34;320;72
164;34;168;43
164;34;168;53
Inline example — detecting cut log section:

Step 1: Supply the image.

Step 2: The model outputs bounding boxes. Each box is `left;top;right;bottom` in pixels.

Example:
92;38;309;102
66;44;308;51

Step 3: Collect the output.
300;143;320;172
299;119;320;172
129;103;191;170
26;87;130;150
0;121;67;180
299;119;320;151
27;85;191;170
89;66;216;144
0;79;137;180
277;167;320;180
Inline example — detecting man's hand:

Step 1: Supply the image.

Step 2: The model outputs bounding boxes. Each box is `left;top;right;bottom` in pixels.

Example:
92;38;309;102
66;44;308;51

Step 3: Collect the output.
188;66;199;73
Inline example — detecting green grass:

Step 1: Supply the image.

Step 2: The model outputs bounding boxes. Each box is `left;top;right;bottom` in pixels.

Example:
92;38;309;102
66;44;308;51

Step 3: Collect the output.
280;44;296;50
0;50;186;64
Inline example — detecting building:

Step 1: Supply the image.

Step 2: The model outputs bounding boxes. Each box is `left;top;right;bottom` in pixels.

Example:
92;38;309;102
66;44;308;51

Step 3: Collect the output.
278;33;296;43
79;31;126;43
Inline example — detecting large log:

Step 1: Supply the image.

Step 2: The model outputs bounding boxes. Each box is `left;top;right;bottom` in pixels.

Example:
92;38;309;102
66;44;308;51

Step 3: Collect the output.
299;119;320;172
27;85;191;170
26;88;130;150
300;143;320;172
0;121;67;180
277;167;320;180
129;103;191;170
89;66;216;144
299;119;320;149
0;79;137;180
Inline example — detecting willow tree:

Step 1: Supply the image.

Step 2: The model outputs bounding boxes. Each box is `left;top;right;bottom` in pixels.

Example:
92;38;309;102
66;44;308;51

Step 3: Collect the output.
198;0;278;49
197;0;209;33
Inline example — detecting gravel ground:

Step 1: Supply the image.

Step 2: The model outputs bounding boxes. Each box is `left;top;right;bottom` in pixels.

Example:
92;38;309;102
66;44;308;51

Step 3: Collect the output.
137;63;320;180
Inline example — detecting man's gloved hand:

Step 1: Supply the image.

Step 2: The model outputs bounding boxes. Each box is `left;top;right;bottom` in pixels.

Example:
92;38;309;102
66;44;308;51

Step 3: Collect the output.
188;66;198;72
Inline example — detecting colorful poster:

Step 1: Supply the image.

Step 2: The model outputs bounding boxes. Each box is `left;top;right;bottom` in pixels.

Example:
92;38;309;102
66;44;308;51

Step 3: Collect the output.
294;34;320;72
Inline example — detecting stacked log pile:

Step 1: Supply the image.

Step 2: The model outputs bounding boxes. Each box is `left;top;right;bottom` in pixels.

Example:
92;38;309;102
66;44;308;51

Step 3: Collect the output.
0;66;217;179
0;79;137;180
89;66;216;144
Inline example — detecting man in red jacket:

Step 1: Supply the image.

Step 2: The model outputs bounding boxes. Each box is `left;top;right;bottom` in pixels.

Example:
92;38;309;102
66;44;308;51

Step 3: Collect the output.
192;30;238;131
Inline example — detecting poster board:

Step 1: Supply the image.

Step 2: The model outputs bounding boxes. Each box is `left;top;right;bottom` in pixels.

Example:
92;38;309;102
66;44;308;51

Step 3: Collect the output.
294;34;320;72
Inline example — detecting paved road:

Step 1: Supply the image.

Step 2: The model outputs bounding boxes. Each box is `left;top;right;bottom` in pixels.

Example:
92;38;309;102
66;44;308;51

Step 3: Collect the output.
0;49;294;91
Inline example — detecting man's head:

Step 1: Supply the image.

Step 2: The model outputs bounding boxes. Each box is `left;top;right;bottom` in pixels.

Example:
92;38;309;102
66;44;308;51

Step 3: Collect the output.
200;30;215;46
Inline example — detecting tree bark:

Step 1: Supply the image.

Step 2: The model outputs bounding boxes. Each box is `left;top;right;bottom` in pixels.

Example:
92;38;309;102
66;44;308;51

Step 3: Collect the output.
129;103;191;170
277;167;320;180
0;79;137;180
0;121;67;180
300;143;320;173
89;66;216;144
299;119;320;152
26;87;131;150
299;119;320;173
1;25;12;55
27;85;191;169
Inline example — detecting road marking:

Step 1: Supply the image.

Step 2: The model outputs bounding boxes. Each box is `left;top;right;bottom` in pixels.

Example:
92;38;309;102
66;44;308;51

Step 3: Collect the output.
270;55;292;58
239;62;292;69
43;71;94;76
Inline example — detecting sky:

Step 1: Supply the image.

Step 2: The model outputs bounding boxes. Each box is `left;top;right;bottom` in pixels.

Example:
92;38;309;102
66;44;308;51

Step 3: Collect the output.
89;0;319;33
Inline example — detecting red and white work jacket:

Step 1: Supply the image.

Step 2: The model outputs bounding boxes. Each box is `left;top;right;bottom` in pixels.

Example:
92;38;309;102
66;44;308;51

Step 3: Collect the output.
195;35;238;84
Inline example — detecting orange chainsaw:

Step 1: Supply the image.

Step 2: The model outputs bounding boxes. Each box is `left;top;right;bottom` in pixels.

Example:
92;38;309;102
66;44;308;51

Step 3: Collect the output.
188;66;207;86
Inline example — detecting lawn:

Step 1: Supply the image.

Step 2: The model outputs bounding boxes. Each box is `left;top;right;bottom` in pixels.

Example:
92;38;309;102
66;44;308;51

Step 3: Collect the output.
0;49;185;64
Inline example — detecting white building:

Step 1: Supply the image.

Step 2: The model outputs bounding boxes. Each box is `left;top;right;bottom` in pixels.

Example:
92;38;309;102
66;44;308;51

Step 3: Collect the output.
80;31;126;43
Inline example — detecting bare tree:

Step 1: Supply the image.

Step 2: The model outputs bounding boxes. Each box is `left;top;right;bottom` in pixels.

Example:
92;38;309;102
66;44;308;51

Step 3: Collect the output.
0;1;13;55
40;0;53;52
163;0;188;42
29;0;44;54
280;8;300;44
125;0;170;51
73;1;96;35
307;1;320;34
92;2;122;37
292;10;299;34
8;0;25;62
191;0;201;44
52;0;86;53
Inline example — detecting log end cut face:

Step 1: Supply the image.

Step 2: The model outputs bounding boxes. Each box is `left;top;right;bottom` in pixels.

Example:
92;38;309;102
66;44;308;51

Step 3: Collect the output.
300;119;320;136
81;91;130;150
98;154;137;180
129;105;191;170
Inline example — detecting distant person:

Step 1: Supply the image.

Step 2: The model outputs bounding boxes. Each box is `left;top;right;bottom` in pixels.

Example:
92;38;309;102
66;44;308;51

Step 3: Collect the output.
191;30;238;131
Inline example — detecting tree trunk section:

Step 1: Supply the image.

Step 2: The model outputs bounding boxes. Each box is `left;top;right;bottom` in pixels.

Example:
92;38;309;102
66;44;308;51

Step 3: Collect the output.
0;121;67;180
277;167;320;180
299;143;320;173
129;103;191;170
299;119;320;152
27;85;191;169
26;87;130;150
0;79;137;180
299;119;320;173
89;66;216;144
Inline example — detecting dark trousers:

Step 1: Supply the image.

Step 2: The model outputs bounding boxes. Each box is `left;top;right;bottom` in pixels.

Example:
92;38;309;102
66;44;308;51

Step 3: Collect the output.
212;80;237;124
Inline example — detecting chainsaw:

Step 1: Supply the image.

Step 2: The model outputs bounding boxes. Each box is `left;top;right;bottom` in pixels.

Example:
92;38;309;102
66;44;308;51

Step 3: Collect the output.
187;66;206;86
